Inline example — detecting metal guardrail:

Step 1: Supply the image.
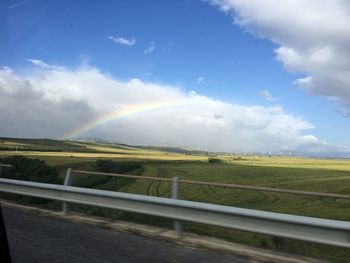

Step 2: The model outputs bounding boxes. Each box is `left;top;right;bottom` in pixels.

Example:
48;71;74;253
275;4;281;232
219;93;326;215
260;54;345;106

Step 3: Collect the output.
0;177;349;248
73;169;350;200
0;164;12;168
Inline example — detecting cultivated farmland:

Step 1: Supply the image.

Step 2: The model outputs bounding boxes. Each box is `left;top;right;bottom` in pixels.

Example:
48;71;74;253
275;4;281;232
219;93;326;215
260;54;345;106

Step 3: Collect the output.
1;137;349;262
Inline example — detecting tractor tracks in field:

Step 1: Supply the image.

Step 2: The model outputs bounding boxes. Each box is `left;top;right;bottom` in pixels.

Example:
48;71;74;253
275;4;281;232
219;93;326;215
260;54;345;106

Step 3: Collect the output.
145;177;155;196
142;167;281;206
260;191;280;205
154;168;164;197
198;185;222;201
144;166;170;197
172;168;224;202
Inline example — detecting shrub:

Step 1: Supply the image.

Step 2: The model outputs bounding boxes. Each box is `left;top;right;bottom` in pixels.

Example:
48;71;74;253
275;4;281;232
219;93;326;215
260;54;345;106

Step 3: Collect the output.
72;159;143;190
0;156;61;204
0;155;60;184
94;159;142;174
208;157;224;164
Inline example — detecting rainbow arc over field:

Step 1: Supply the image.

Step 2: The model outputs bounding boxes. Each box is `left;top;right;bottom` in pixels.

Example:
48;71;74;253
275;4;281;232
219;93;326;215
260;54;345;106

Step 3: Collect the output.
63;98;188;139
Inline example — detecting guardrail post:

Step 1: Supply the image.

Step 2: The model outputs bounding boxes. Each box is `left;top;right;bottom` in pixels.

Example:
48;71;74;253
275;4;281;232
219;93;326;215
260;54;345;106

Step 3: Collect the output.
62;168;73;215
172;176;182;237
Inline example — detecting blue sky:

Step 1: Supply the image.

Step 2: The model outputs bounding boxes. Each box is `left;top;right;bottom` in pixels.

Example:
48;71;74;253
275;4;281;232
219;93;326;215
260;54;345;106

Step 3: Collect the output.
1;0;350;154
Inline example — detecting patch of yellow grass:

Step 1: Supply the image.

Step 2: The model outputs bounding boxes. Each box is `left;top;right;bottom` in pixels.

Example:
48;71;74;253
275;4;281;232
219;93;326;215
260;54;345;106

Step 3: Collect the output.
0;150;206;162
2;138;350;172
0;141;33;147
221;155;350;172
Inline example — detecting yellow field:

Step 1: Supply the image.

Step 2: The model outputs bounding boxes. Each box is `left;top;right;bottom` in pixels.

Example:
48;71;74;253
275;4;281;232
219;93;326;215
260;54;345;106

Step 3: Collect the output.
1;139;350;172
221;156;350;171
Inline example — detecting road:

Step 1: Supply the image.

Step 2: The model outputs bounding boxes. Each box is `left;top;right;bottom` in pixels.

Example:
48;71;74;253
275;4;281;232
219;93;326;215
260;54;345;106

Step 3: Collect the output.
2;206;250;263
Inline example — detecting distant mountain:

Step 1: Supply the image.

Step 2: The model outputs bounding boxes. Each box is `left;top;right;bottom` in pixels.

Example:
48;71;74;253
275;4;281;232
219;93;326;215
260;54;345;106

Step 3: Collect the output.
131;145;210;155
75;137;112;143
272;150;350;159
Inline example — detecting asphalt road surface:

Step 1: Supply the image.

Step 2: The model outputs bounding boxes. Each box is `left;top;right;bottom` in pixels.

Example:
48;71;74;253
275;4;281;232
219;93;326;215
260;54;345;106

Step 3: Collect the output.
2;206;251;263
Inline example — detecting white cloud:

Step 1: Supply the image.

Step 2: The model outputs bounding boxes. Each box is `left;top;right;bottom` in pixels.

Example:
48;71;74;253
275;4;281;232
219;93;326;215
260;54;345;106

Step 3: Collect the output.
9;0;33;9
144;41;155;54
208;0;350;115
27;59;63;70
2;66;13;73
196;77;205;84
260;89;279;101
108;35;136;46
0;62;344;154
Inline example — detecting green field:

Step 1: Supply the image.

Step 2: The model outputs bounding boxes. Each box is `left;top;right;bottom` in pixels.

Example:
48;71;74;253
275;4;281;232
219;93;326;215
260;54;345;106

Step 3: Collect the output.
1;137;350;262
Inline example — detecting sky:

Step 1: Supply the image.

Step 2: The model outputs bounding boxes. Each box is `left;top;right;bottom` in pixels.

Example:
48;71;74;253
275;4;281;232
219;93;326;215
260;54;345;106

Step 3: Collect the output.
1;0;350;155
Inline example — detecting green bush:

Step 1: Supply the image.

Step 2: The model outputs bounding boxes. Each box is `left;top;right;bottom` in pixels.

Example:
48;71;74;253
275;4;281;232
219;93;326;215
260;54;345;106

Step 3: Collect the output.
94;159;142;174
0;155;60;184
0;156;61;204
208;157;224;164
73;159;143;191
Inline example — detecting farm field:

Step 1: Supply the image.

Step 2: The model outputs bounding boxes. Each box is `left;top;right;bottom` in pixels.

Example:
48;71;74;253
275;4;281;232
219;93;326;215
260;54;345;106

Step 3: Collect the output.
1;137;350;262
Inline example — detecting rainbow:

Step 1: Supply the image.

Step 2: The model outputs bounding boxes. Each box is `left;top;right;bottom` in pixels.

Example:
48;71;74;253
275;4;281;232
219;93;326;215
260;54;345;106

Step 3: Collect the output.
62;98;188;139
